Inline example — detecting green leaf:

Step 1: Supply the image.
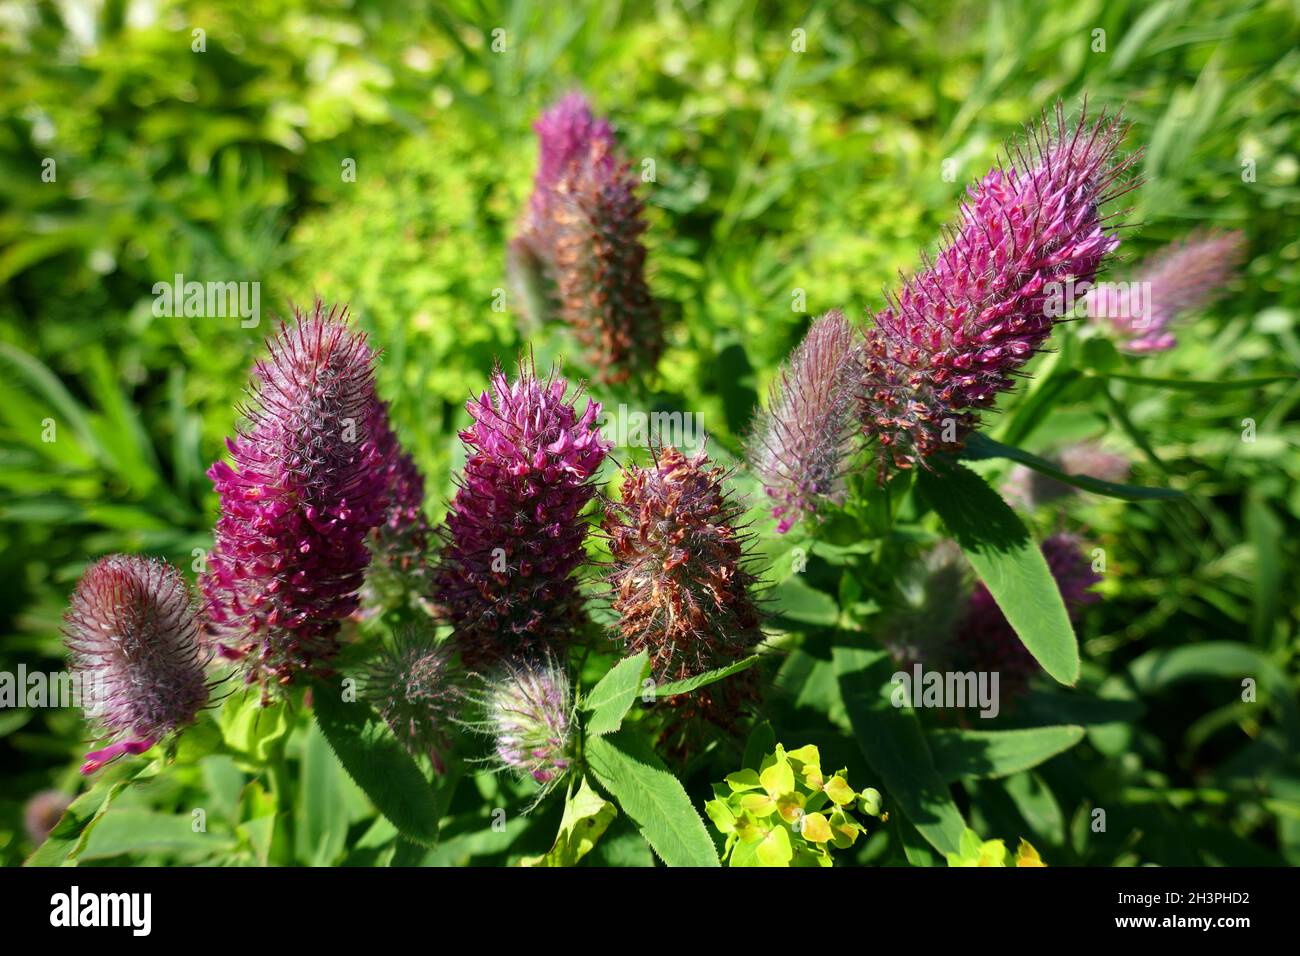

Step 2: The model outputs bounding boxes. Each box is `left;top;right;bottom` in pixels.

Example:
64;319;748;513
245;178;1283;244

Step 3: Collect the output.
312;677;443;847
833;646;966;856
651;655;761;699
218;693;291;762
1096;372;1296;393
296;720;352;866
928;725;1086;783
582;650;648;737
585;731;719;867
1122;643;1300;747
963;433;1182;501
743;720;776;771
769;576;840;626
519;777;617;867
917;461;1079;685
833;647;966;852
24;770;138;866
80;810;232;861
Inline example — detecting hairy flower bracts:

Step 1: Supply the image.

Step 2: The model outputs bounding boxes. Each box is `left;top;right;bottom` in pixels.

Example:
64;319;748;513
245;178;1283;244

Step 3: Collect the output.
364;401;433;613
1086;229;1245;352
478;659;573;803
364;628;455;770
954;533;1099;699
434;362;610;666
705;743;886;867
861;104;1136;472
603;446;764;726
201;304;386;696
63;555;210;774
749;310;864;533
516;92;663;384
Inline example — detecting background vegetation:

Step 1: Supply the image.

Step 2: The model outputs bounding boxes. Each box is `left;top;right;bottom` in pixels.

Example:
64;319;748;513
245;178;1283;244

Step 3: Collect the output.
1;0;1297;866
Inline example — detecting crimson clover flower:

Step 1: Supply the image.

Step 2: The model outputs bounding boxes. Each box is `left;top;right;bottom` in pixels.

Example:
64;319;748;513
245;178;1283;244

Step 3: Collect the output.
603;446;765;727
861;103;1137;473
513;92;663;384
63;555;210;774
433;359;610;665
201;302;387;697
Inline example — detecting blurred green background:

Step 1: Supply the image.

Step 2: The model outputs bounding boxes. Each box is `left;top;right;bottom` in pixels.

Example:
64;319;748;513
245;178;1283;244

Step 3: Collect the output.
1;0;1298;865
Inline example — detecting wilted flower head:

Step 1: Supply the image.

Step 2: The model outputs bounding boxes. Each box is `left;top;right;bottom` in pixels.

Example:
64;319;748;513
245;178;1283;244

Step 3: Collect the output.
434;360;610;666
63;555;210;773
364;627;455;770
953;533;1100;700
201;303;387;696
1003;441;1131;510
514;92;663;384
1086;229;1246;352
363;401;433;614
749;310;864;533
480;659;573;800
603;446;764;725
861;103;1137;473
24;790;72;845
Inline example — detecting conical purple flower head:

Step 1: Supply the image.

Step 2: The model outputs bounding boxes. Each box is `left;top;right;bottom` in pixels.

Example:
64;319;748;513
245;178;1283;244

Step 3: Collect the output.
63;555;210;773
434;360;610;665
1086;229;1245;352
516;93;663;384
485;659;573;793
749;310;863;533
861;104;1137;472
201;303;387;696
528;91;616;227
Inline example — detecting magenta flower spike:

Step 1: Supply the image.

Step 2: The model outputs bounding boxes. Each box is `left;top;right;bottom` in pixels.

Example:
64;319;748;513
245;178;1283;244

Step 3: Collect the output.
433;359;611;665
861;103;1137;473
1086;229;1246;352
515;92;663;385
749;310;864;533
201;302;387;696
528;91;617;228
62;555;210;773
